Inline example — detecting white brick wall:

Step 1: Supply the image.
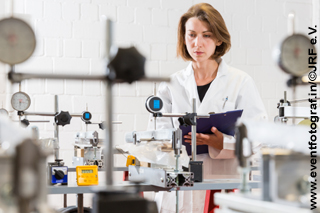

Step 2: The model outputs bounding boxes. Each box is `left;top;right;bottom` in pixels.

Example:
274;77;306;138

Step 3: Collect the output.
0;0;318;210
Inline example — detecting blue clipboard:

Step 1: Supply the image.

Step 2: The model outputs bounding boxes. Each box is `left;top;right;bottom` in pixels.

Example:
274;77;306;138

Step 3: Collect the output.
180;109;243;155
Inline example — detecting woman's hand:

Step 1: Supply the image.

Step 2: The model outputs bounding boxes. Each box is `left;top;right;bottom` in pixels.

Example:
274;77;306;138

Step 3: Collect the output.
184;127;224;150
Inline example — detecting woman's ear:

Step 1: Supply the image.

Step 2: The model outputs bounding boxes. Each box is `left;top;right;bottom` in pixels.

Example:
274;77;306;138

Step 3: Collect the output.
217;40;222;46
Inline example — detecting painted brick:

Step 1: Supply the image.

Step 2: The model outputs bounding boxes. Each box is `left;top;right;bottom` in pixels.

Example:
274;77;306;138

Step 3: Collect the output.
37;20;72;38
167;44;177;61
256;0;282;17
90;59;106;74
81;3;99;21
64;39;81;58
44;1;62;20
151;44;166;60
100;3;117;22
230;48;246;65
240;31;270;49
54;58;90;74
65;80;83;95
15;57;53;73
82;40;100;58
62;2;80;21
135;113;150;131
114;23;143;43
232;14;247;31
119;83;136;97
26;0;43;19
135;7;151;25
143;25;168;43
247;16;262;32
161;0;193;11
73;21;104;40
134;43;151;60
262;16;277;33
73;96;105;113
136;82;153;97
159;61;189;77
118;114;135;131
152;8;167;26
46;80;64;95
246;49;262;65
83;80;101;96
0;73;6;94
128;0;161;8
117;6;134;23
113;97;143;114
145;61;159;76
45;39;62;57
34;94;54;112
168;9;184;28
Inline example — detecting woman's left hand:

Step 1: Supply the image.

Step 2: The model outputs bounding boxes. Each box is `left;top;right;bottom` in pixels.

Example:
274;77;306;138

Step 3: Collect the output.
184;127;224;150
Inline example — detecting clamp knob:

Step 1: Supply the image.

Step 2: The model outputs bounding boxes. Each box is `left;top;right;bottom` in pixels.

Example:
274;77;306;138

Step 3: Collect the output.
108;47;146;83
54;111;72;126
54;169;65;180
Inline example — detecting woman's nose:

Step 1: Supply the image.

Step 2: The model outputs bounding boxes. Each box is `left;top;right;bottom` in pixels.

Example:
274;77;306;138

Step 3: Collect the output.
194;35;203;47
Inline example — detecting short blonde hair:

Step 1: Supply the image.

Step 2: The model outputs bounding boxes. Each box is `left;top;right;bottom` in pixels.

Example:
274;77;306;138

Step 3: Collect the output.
177;3;231;61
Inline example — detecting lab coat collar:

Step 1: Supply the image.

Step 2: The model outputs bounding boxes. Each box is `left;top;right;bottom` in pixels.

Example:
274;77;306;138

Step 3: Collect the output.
185;57;229;78
182;58;229;111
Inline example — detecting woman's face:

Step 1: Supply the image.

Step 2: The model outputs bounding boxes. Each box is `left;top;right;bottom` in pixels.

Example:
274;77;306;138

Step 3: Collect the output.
184;17;221;63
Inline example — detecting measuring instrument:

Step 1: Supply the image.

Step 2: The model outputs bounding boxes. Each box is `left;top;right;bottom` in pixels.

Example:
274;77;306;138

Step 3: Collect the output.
0;17;36;65
76;165;99;186
11;91;31;111
0;108;9;116
274;34;315;77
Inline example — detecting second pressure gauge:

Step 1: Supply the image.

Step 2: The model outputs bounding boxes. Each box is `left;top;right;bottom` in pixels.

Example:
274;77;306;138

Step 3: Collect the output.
11;92;31;111
274;34;316;77
0;17;36;65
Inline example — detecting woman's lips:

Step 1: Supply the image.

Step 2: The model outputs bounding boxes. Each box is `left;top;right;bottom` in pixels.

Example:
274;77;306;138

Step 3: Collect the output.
194;51;204;55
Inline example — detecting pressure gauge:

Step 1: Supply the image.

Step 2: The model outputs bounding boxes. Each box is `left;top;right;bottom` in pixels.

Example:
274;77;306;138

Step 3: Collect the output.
0;108;8;116
145;96;163;113
274;34;316;77
0;17;36;65
11;92;31;111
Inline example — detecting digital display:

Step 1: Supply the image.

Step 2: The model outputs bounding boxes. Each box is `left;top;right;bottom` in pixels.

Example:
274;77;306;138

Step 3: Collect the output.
82;169;93;173
153;100;160;109
85;113;90;119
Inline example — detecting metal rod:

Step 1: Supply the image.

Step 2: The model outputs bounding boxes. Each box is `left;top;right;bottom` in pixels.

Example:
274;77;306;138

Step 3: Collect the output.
105;79;113;186
176;190;179;213
162;113;209;118
9;72;170;84
191;98;197;161
77;194;84;213
54;95;59;160
23;111;83;117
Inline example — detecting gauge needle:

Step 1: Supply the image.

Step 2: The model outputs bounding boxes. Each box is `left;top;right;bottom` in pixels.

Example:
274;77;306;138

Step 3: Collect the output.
294;47;300;58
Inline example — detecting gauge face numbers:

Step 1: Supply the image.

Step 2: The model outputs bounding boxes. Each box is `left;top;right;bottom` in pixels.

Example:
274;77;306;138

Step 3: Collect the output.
0;108;8;116
0;17;36;65
279;34;315;77
11;92;31;111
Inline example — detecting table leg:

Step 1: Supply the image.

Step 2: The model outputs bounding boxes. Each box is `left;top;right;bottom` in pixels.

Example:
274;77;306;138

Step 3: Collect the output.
64;194;67;208
77;194;84;213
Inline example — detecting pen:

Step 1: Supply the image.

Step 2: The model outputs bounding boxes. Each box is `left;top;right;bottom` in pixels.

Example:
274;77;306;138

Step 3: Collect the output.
222;96;228;109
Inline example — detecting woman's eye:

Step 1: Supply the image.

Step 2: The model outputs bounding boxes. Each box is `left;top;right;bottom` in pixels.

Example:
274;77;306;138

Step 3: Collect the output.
189;34;195;37
204;34;211;38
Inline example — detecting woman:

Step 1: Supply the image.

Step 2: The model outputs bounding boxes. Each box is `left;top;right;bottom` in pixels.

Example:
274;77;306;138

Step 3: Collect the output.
148;3;267;212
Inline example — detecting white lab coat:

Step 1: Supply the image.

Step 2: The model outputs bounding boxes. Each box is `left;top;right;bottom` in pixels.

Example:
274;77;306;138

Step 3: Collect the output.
148;58;267;213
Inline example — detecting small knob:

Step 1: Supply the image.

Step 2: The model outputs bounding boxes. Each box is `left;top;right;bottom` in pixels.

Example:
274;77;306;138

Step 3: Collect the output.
54;169;65;180
55;111;72;126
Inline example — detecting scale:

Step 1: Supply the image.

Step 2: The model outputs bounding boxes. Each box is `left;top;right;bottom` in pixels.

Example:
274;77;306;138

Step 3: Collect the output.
11;91;31;111
0;17;36;65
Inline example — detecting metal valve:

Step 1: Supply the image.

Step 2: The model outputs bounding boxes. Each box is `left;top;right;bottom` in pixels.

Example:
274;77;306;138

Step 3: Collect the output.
54;111;72;126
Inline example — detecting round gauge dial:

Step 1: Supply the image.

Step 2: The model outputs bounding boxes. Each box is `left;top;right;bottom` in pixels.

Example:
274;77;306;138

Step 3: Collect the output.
0;17;36;65
11;92;31;111
0;108;9;116
275;34;316;77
